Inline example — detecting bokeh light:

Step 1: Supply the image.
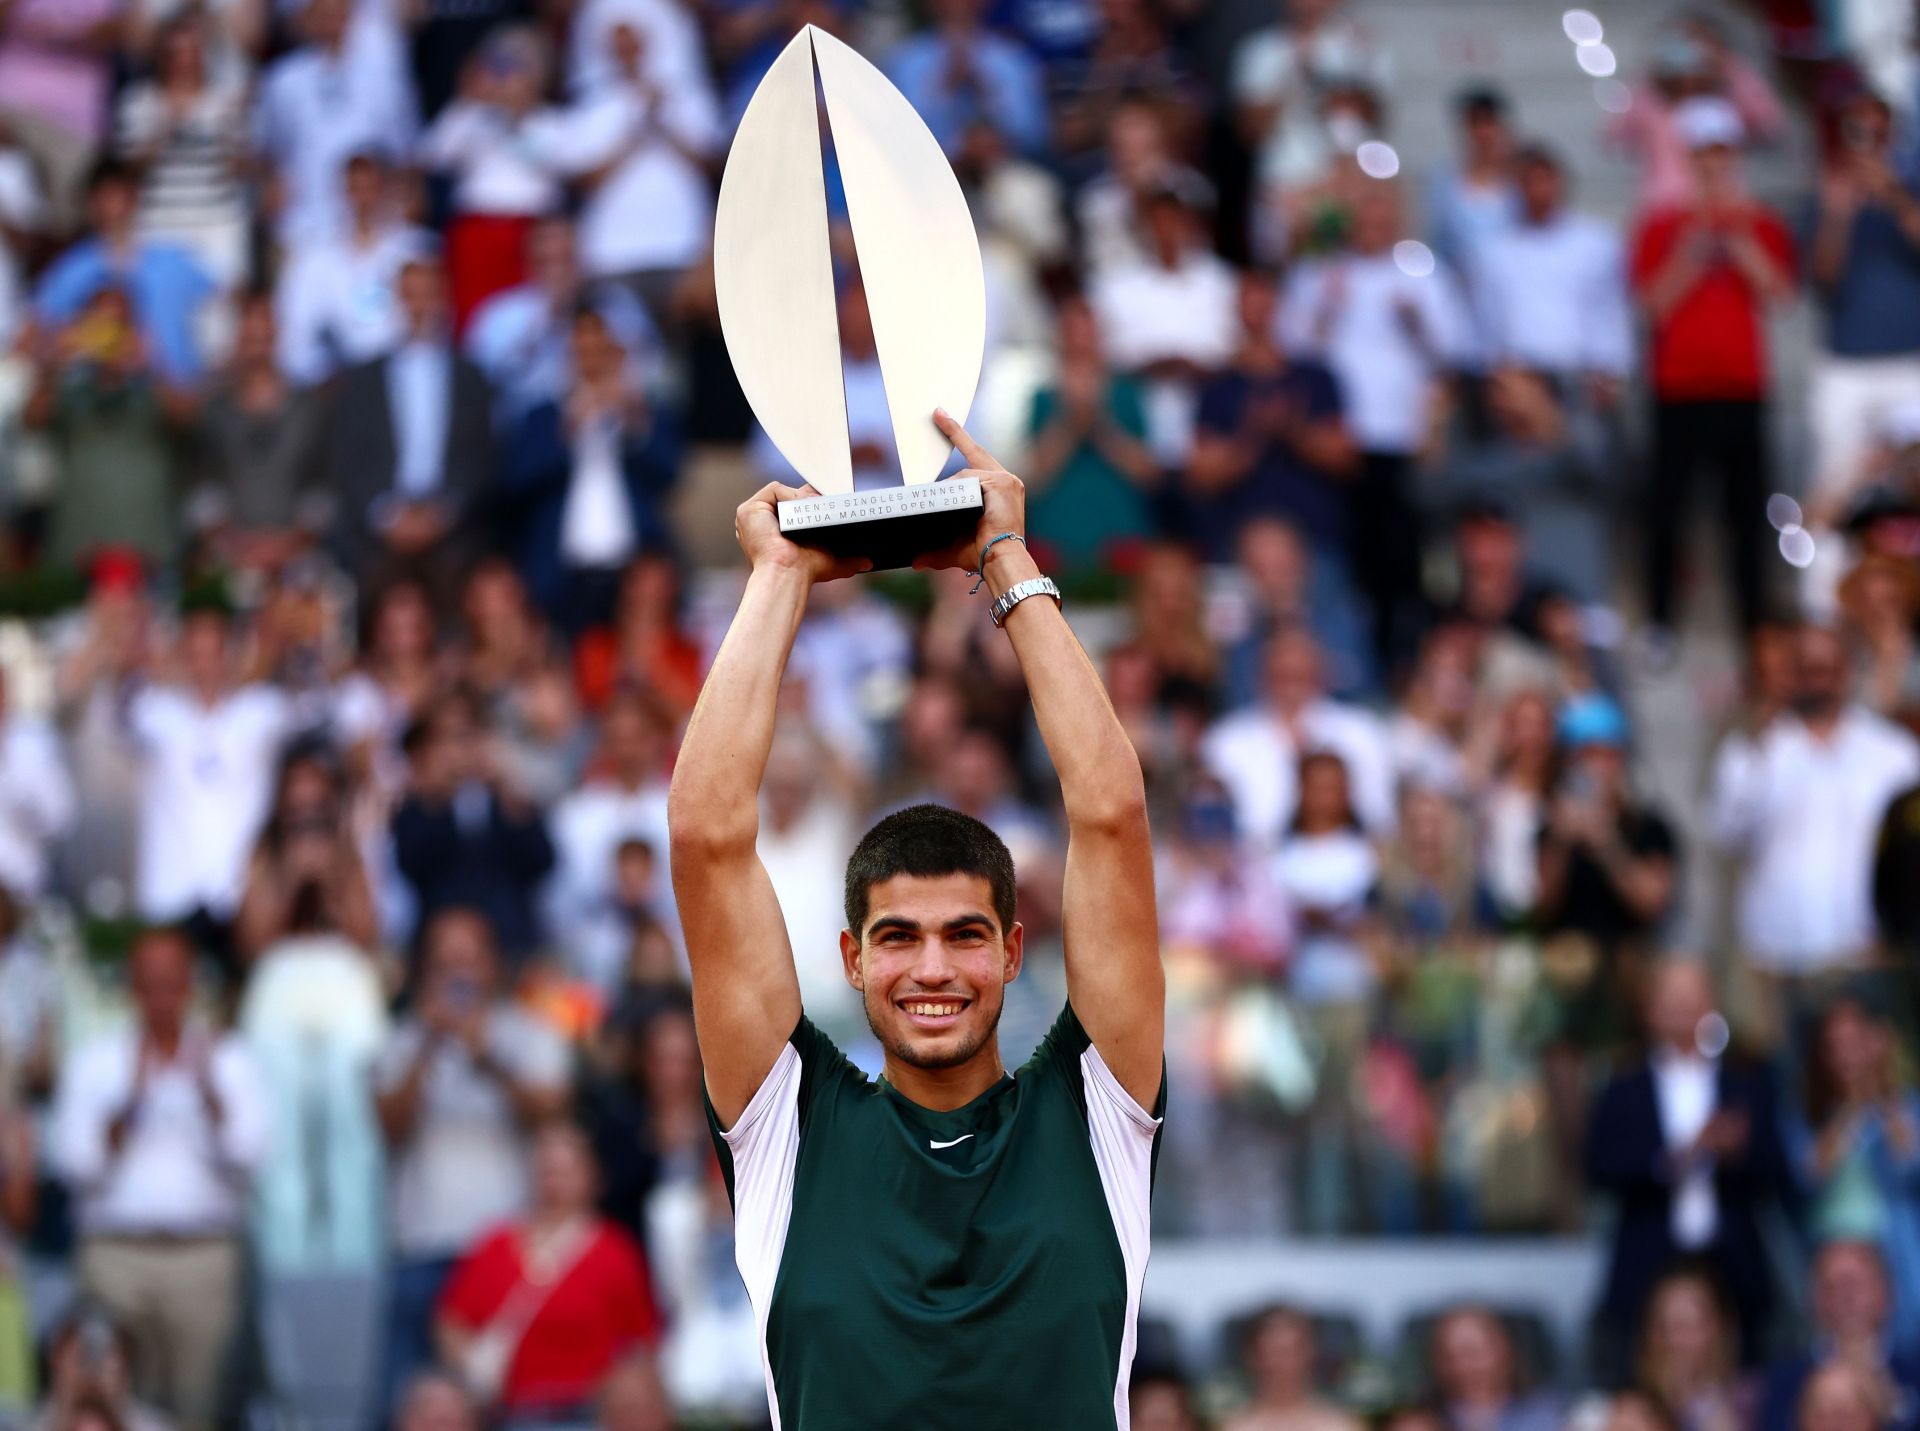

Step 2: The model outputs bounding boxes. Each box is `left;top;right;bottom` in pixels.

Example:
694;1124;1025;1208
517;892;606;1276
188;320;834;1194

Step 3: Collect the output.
1779;525;1817;568
1393;240;1436;277
1562;9;1604;44
1356;140;1400;179
1575;43;1617;77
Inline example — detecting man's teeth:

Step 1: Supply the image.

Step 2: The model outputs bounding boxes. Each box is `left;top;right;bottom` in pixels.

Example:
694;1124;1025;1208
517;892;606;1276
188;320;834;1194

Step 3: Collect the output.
904;1002;964;1016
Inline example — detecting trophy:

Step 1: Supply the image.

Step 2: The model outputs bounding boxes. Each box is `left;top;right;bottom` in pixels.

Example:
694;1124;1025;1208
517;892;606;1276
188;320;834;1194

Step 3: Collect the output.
713;26;987;571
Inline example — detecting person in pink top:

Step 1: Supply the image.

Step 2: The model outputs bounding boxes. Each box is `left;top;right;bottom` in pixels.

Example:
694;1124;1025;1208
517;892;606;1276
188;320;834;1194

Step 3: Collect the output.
1608;14;1787;216
0;0;122;226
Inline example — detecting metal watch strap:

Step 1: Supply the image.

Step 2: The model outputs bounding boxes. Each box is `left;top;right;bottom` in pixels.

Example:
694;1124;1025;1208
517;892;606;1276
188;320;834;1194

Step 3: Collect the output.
989;576;1062;628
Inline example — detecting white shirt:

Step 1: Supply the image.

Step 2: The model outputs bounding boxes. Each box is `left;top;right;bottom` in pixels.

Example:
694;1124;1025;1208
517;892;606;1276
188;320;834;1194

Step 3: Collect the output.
1091;249;1237;465
1270;829;1378;1005
0;716;75;897
1202;699;1397;848
1470;211;1633;377
1651;1049;1720;1248
1232;19;1390;188
545;777;674;971
1708;709;1920;972
558;416;638;568
465;280;657;419
1280;252;1471;455
374;1009;569;1257
129;684;290;921
276;222;432;386
417;100;575;217
50;1028;271;1236
254;43;419;242
571;82;721;277
386;340;451;498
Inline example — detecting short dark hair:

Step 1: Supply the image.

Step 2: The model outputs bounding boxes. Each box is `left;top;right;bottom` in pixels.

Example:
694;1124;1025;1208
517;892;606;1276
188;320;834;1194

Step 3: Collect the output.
1456;85;1508;121
844;804;1016;937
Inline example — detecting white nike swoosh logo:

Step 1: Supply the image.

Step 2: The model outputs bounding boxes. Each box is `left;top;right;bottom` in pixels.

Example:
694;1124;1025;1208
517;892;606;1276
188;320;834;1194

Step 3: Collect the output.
928;1134;974;1150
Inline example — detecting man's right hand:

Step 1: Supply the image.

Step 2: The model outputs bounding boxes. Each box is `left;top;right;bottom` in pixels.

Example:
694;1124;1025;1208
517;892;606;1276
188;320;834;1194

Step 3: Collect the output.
734;481;872;583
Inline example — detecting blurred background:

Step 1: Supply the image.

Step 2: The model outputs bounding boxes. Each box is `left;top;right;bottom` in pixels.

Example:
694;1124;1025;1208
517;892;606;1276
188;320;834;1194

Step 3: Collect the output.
0;0;1916;1428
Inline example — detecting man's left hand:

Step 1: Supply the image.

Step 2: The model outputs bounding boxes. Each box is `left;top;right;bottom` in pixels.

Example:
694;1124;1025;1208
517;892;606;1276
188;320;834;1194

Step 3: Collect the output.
919;409;1027;575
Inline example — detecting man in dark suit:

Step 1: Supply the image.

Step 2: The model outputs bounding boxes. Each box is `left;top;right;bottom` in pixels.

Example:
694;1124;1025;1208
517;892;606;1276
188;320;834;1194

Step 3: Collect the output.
325;252;493;597
1586;959;1790;1375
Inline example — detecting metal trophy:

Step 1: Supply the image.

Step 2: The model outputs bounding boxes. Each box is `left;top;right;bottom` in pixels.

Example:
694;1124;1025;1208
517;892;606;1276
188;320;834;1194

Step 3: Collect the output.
712;25;987;570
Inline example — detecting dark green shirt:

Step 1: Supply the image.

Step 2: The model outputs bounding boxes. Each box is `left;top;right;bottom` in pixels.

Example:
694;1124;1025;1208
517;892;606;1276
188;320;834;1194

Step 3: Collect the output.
708;1004;1165;1429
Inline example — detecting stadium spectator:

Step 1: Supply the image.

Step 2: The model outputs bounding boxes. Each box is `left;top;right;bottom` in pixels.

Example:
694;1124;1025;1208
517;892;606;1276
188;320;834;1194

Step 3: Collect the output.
113;15;250;289
1707;624;1920;982
392;690;555;961
1534;693;1678;971
1793;1000;1920;1349
125;605;291;952
1632;96;1796;644
1429;1305;1562;1431
1476;688;1558;925
1797;1360;1891;1431
569;18;723;320
324;253;495;592
374;907;570;1415
501;304;676;629
33;158;216;390
1805;89;1920;519
885;0;1049;158
1586;961;1790;1368
29;1305;174;1431
252;0;418;243
49;927;270;1431
1203;624;1395;844
465;217;657;425
0;0;120;229
0;665;73;901
1132;1370;1206;1431
1021;291;1157;569
1635;1267;1754;1431
596;1352;677;1431
547;687;673;988
1281;181;1472;666
572;553;703;719
1759;1239;1920;1431
416;26;573;329
1427;87;1518;277
436;1119;661;1420
233;741;379;964
192;290;327;563
27;285;187;573
392;1371;480;1431
1078;98;1212;278
1468;145;1632;398
1222;1304;1362;1431
1188;267;1357;568
275;151;429;387
1090;180;1237;469
1221;515;1374;705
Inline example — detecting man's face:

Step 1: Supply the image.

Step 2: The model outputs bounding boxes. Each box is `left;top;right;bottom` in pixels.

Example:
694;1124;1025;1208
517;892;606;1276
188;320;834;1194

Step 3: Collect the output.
89;180;138;238
1796;630;1851;715
425;913;497;998
344;159;384;220
842;872;1022;1071
1648;963;1714;1051
398;262;447;337
131;935;193;1039
181;613;229;688
1433;1312;1510;1401
1516;159;1562;219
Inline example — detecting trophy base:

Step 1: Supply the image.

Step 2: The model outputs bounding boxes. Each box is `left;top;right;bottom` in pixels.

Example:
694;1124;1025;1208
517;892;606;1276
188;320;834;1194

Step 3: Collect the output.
777;477;983;572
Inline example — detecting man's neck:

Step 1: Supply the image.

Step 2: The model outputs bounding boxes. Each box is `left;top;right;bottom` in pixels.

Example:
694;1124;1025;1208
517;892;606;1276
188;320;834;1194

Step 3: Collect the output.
884;1041;1006;1112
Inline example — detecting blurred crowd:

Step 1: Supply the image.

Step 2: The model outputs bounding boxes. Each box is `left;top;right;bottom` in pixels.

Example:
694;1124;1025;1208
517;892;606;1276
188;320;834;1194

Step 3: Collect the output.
2;0;1920;1428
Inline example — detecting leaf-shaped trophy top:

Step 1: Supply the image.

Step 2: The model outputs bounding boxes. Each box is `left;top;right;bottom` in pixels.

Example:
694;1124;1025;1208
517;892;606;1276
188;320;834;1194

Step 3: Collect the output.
713;25;986;496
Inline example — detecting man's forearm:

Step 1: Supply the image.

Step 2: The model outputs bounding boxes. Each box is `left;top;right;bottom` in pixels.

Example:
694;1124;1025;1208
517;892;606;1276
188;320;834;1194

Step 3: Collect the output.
668;563;811;847
983;544;1145;827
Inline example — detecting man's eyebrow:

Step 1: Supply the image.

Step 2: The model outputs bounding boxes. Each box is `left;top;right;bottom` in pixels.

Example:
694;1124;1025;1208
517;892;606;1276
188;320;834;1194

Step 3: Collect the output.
942;913;996;933
866;916;922;935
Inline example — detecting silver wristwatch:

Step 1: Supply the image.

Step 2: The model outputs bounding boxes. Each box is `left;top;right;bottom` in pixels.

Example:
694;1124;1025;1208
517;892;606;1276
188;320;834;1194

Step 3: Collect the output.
988;575;1063;628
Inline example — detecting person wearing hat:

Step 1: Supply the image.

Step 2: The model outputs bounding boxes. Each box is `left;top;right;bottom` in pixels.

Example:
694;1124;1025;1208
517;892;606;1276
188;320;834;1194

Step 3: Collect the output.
1631;94;1796;648
1535;693;1678;984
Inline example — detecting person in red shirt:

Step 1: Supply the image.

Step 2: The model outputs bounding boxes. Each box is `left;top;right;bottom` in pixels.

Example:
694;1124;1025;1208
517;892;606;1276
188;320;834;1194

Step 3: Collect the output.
436;1120;662;1421
1631;96;1797;646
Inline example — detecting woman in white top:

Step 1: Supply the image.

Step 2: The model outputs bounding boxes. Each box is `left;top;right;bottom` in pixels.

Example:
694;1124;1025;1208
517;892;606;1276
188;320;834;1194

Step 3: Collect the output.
116;14;251;287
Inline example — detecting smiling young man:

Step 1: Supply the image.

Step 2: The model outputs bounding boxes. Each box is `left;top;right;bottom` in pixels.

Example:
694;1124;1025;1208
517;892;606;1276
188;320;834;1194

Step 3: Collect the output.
668;411;1165;1429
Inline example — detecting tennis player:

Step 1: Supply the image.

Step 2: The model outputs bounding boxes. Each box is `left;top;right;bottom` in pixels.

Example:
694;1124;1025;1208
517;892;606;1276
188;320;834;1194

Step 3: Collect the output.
668;411;1166;1429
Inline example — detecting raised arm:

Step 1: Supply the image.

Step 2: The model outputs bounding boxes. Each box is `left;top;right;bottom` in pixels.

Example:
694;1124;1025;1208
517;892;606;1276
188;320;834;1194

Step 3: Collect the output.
932;411;1164;1108
669;484;869;1125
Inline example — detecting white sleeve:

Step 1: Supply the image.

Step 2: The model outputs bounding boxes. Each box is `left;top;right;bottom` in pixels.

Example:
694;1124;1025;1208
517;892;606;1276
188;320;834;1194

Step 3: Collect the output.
213;1042;274;1173
1584;229;1635;378
1705;735;1766;850
1079;1041;1160;1430
48;1047;113;1190
716;1041;803;1420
